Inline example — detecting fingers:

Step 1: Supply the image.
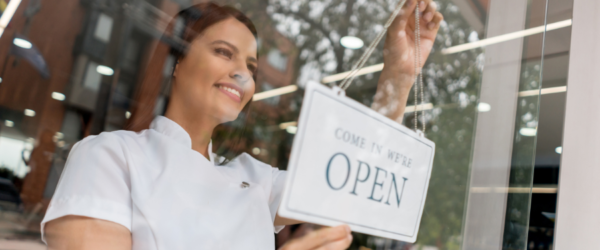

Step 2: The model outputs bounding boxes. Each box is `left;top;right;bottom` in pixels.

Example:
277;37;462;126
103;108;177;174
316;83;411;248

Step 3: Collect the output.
283;225;350;250
428;12;444;30
417;0;430;13
313;235;353;250
421;0;437;23
305;225;350;249
393;0;418;31
387;0;417;42
417;1;444;31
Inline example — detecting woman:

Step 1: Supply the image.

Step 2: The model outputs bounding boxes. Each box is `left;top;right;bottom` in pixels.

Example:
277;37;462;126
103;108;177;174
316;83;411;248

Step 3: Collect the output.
43;1;442;249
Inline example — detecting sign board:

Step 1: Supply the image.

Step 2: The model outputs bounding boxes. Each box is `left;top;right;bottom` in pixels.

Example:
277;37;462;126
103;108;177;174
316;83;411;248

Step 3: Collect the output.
279;81;435;242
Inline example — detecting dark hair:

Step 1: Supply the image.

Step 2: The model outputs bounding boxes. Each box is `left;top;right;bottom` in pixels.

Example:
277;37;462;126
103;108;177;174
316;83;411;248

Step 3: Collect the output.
171;2;258;62
170;3;258;165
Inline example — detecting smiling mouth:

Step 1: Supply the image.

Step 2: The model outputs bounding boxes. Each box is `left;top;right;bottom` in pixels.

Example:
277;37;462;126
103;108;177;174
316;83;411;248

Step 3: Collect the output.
216;84;243;102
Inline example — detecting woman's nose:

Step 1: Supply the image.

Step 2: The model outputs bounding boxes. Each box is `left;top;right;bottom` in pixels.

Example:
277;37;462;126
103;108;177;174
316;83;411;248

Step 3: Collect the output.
229;63;251;83
231;72;248;82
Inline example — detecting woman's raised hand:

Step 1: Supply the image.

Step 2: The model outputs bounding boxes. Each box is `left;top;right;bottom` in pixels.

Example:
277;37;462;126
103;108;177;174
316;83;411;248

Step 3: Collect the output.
279;225;352;250
372;0;443;121
383;0;443;80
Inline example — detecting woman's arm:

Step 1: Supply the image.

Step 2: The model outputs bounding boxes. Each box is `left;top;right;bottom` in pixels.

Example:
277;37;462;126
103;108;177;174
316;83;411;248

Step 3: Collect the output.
41;134;134;249
278;225;352;250
372;0;443;121
45;216;131;250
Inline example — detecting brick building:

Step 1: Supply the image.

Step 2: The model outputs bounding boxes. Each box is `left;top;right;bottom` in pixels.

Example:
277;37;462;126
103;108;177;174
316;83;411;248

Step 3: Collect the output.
0;0;297;211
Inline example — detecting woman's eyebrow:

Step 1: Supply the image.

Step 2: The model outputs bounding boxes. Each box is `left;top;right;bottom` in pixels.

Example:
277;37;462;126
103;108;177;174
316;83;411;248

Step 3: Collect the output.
211;40;257;63
211;40;239;53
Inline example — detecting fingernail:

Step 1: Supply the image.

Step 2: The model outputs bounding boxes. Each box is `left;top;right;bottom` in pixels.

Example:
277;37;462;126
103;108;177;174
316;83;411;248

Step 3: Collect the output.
345;225;351;233
419;1;426;10
430;1;438;9
424;12;433;22
348;234;353;241
428;22;436;30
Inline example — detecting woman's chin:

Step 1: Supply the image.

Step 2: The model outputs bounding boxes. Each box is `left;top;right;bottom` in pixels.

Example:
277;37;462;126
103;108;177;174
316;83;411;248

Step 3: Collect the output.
211;103;244;123
217;111;242;124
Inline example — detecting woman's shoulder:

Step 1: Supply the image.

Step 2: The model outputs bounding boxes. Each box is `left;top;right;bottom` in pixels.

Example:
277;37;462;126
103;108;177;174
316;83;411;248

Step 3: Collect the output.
61;130;147;185
233;152;269;167
232;153;286;174
68;130;150;166
75;130;148;150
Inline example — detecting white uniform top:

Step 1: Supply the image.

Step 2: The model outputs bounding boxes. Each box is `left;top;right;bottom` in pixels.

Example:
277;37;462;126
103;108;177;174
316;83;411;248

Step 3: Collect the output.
41;116;287;249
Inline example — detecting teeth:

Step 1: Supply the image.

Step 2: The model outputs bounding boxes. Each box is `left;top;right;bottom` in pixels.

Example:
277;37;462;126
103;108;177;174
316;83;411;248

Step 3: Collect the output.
219;85;241;98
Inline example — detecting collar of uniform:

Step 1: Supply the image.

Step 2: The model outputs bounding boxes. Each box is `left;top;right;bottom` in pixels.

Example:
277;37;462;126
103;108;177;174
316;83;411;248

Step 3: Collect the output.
150;116;215;164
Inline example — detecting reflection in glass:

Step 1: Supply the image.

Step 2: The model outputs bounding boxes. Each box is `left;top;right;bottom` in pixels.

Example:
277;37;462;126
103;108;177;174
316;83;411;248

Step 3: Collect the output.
0;0;559;249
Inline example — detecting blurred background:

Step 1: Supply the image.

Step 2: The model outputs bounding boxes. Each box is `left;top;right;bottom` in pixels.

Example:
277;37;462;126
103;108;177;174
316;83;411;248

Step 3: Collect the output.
0;0;573;249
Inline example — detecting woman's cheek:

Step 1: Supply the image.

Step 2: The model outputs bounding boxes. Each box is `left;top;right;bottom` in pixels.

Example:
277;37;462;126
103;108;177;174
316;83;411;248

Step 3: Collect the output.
245;83;255;104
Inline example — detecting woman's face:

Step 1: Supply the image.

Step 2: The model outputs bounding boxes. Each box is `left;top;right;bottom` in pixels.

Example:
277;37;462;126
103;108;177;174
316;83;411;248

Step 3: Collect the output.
173;17;257;123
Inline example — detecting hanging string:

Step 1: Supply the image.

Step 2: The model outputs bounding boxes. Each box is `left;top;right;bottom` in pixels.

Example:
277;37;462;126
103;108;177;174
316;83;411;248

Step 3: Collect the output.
338;0;407;90
414;2;426;133
337;0;426;133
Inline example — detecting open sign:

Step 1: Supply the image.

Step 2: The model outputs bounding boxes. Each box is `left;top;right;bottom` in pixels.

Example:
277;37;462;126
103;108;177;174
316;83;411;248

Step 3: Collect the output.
324;152;409;209
279;81;435;242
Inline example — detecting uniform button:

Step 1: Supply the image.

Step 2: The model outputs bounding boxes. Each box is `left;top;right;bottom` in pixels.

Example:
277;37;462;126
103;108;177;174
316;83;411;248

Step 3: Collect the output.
241;182;250;189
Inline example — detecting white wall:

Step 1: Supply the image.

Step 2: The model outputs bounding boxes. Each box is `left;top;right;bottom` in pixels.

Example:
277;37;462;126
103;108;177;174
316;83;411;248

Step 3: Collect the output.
553;0;600;248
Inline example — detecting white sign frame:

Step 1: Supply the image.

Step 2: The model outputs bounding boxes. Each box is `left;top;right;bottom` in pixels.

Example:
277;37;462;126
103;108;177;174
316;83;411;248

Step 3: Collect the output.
279;81;435;242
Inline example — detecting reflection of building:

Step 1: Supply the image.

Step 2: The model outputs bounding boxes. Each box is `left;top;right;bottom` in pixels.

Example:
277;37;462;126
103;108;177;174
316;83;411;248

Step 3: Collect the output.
259;31;296;92
0;0;176;207
248;30;298;168
0;0;298;209
0;0;87;206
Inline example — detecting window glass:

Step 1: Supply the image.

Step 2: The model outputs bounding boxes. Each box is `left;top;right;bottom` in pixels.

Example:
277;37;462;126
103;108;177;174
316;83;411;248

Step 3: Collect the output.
0;0;555;249
267;49;288;72
94;13;113;43
83;61;102;91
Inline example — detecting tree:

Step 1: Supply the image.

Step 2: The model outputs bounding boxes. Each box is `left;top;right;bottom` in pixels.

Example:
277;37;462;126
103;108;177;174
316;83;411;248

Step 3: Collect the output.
268;0;398;87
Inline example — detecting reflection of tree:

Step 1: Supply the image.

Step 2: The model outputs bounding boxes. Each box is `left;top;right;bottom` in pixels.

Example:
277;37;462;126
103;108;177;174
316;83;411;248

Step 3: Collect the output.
403;2;483;249
223;0;486;249
268;0;391;84
411;2;484;249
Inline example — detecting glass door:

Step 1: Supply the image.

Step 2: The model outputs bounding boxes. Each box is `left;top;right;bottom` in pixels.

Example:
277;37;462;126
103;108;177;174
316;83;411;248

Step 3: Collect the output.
0;0;560;249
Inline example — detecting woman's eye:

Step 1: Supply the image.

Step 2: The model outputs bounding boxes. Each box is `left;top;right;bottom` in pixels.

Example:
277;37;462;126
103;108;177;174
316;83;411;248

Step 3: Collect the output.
215;48;232;58
247;65;257;75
